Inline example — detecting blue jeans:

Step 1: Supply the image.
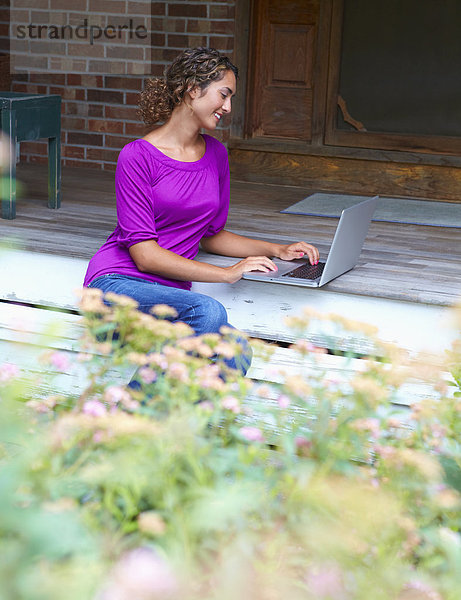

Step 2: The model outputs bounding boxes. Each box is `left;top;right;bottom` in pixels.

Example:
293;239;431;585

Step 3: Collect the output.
87;274;252;375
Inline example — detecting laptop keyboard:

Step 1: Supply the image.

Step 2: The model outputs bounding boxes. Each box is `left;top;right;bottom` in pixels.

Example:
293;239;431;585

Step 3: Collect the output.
284;262;325;280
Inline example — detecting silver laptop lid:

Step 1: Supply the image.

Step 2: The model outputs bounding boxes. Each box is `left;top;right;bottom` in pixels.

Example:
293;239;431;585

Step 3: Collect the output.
318;195;379;286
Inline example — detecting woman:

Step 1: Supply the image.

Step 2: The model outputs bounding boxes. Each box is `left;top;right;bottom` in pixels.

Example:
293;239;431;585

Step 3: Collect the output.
83;47;319;375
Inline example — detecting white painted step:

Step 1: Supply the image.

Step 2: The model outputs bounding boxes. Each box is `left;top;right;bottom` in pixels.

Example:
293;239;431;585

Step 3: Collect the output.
0;248;457;355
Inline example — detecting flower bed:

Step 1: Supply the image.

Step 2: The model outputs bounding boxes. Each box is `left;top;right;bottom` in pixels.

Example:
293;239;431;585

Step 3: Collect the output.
1;290;460;600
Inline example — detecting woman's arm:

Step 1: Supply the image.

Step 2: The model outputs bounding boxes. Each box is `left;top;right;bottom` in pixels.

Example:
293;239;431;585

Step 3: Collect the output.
129;239;279;284
201;230;320;265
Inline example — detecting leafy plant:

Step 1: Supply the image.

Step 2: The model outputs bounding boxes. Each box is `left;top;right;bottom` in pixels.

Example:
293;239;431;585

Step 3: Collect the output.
0;291;460;600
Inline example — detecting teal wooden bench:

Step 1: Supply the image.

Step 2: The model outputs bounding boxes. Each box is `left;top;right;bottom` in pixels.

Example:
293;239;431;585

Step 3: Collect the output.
0;92;61;219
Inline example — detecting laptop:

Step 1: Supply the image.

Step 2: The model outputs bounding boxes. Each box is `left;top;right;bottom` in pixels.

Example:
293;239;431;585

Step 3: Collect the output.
242;195;379;288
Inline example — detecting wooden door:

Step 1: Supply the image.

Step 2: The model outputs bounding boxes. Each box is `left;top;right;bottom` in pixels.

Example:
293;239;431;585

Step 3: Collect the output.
246;0;320;141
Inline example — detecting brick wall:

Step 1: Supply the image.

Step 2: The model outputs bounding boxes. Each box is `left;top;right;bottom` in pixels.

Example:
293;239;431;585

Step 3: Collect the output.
5;1;236;171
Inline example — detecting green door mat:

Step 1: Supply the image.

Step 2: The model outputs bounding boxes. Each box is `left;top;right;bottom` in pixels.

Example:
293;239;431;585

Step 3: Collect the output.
281;193;461;228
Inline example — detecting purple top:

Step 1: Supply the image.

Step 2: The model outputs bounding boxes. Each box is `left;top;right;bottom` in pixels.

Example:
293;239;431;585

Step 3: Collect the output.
83;134;230;290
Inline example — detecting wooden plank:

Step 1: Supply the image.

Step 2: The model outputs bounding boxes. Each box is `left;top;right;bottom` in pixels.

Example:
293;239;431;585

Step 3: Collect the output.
196;279;456;355
0;334;445;409
0;163;454;411
0;249;87;310
231;0;252;138
0;338;134;399
311;0;333;144
249;345;448;407
0;303;448;409
0;302;82;350
228;135;461;170
2;164;461;311
0;303;368;386
229;147;461;203
2;335;396;430
0;249;456;355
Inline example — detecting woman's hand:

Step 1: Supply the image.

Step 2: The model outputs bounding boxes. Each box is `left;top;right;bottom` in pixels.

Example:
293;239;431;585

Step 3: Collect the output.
222;256;278;284
277;242;320;265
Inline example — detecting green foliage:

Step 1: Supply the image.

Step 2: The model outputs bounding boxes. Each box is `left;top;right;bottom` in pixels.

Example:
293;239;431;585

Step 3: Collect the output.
0;291;460;599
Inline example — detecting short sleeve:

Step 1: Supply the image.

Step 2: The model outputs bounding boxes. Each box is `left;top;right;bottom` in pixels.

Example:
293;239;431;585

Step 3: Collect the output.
114;141;158;248
202;138;230;238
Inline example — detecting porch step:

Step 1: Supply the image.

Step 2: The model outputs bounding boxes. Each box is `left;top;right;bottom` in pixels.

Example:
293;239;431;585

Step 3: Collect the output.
0;249;457;356
0;249;454;409
0;302;446;408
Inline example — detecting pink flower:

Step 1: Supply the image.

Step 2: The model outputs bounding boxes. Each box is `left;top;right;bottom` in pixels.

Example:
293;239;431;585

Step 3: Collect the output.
138;367;157;384
0;363;20;382
295;436;312;456
104;385;132;406
350;417;380;437
221;396;241;413
294;339;317;353
93;430;107;444
167;362;189;383
49;352;71;371
196;364;220;379
295;436;311;449
387;417;403;428
401;580;442;600
256;384;272;399
25;399;51;414
430;423;447;439
293;339;328;354
374;445;396;459
197;401;214;413
214;342;236;359
83;400;107;417
147;353;168;370
150;303;178;318
196;365;225;391
305;564;346;599
277;394;291;409
98;547;178;600
239;426;264;443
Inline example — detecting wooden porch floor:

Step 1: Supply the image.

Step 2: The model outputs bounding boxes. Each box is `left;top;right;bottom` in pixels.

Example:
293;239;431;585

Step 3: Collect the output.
2;162;461;308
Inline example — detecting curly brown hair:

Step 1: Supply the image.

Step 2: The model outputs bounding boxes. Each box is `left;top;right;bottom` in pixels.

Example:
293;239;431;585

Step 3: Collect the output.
138;47;238;126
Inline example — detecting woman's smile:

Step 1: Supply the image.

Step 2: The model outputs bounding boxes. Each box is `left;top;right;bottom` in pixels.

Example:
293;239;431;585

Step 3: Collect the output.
189;70;236;129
